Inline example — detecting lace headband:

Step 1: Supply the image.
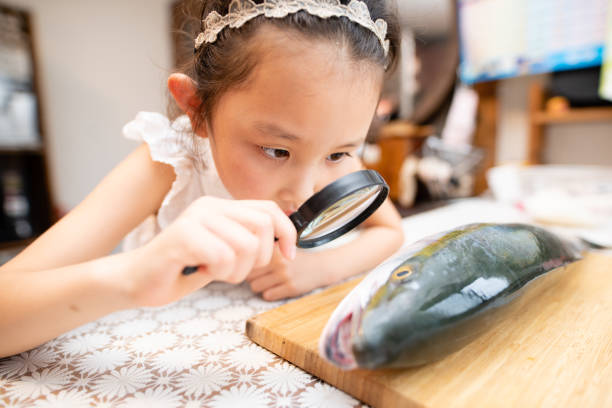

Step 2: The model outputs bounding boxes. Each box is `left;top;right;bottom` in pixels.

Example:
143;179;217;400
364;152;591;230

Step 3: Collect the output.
194;0;390;58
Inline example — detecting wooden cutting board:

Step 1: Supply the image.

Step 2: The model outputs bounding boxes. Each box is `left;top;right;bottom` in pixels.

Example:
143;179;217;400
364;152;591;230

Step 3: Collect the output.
246;252;612;408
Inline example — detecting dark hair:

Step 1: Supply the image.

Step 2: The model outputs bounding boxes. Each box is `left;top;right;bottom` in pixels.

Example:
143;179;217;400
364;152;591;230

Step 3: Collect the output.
170;0;400;133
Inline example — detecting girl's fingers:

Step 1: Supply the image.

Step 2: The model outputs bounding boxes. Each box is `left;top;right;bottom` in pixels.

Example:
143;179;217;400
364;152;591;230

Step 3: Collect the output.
262;284;295;301
213;206;275;268
249;271;284;293
181;222;236;282
197;215;260;283
239;200;297;261
246;245;286;282
246;266;269;282
186;197;296;273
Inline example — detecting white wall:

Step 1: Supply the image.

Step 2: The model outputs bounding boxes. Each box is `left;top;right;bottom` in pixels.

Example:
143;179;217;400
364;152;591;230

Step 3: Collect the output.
497;75;612;166
3;0;175;212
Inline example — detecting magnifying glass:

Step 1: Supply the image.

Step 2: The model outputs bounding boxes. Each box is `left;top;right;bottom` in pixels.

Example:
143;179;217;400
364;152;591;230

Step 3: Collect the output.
182;169;388;275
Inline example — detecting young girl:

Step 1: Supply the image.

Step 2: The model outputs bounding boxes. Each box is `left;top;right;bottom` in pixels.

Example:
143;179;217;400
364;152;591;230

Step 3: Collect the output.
0;0;403;357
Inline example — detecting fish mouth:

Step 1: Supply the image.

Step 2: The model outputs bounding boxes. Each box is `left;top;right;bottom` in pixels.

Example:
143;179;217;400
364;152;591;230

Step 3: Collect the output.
325;313;358;370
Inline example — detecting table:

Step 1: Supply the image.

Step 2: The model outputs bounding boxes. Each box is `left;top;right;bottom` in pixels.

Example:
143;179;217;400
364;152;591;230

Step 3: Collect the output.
2;198;605;407
0;280;364;407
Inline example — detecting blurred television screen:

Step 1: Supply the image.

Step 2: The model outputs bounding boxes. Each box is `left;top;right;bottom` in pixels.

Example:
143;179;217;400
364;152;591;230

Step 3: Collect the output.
458;0;608;84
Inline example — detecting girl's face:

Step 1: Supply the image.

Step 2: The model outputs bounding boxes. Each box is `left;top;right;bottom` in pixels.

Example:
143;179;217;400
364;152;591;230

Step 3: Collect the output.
204;27;384;215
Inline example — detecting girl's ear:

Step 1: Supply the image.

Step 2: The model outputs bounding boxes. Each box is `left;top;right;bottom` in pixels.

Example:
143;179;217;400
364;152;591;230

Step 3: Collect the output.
168;73;207;137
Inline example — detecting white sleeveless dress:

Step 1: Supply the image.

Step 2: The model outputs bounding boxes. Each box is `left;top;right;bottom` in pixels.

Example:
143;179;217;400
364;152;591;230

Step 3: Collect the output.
121;112;233;251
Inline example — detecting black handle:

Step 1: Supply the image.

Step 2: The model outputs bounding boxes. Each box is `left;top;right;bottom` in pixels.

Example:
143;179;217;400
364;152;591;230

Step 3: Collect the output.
182;237;281;276
182;266;199;275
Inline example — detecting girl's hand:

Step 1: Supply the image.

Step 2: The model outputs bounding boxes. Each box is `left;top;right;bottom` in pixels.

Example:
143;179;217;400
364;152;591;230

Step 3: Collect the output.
246;247;330;301
127;196;297;307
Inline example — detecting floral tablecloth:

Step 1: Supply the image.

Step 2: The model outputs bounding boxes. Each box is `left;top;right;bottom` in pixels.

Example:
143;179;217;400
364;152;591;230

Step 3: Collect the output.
0;281;363;408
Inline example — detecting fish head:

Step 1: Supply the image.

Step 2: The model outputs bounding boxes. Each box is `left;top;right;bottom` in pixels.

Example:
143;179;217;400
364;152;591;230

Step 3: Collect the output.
351;261;425;368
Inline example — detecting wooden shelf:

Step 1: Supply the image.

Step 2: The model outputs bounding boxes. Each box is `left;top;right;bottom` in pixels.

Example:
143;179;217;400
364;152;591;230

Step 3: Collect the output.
533;107;612;124
527;83;612;164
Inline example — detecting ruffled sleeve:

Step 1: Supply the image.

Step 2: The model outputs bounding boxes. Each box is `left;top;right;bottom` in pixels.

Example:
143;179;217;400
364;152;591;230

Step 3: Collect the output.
121;112;232;251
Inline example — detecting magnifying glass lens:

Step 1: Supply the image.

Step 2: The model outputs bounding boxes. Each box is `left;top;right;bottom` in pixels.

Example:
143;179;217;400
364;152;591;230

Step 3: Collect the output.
299;185;382;240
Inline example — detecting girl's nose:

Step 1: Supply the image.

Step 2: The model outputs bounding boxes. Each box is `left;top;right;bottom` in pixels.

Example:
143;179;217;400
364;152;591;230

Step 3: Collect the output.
280;171;318;209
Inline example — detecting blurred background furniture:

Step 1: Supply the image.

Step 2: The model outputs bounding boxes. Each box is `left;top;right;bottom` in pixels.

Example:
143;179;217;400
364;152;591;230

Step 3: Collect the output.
460;0;612;169
0;4;54;256
528;81;612;164
364;121;433;202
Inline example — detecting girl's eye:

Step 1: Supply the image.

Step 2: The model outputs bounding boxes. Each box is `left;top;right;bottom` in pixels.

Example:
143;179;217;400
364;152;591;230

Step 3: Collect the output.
261;147;290;160
327;152;351;162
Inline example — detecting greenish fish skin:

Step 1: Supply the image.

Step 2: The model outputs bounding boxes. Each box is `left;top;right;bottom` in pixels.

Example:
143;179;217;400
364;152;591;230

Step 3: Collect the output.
351;223;580;369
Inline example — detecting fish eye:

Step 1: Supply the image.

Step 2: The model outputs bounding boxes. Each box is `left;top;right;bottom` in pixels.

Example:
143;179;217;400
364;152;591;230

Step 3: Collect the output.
393;266;413;280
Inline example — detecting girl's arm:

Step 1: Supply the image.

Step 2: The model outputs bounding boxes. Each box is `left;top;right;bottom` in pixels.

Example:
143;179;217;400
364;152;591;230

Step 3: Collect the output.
0;250;156;357
3;144;175;272
0;144;297;357
0;144;176;356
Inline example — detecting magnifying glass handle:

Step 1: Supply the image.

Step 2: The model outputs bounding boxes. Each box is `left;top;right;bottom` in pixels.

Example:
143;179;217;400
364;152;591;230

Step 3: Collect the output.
182;237;281;276
182;266;199;275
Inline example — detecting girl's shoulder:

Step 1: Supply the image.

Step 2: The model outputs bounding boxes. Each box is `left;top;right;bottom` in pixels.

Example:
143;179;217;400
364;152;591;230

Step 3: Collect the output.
121;112;232;250
121;111;231;201
122;111;200;167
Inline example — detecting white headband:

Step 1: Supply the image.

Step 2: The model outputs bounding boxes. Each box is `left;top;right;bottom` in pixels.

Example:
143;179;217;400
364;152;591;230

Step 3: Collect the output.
195;0;390;58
